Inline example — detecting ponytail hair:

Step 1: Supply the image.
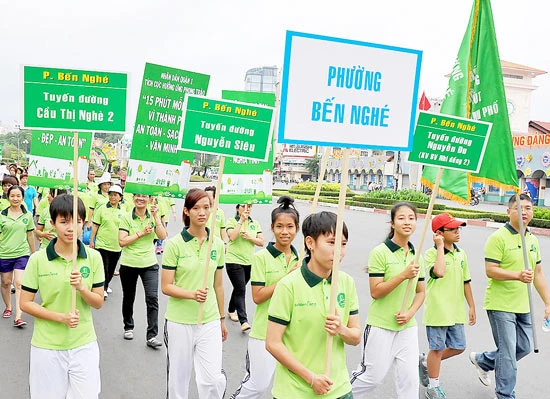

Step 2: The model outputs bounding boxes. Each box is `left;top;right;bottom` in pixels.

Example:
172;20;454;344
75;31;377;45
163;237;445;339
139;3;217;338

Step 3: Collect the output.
271;195;299;226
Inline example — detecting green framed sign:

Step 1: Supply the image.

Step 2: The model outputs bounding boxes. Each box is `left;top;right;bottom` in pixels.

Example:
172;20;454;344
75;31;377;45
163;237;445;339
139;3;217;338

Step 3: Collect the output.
23;66;127;132
125;63;210;197
27;130;93;190
408;111;492;172
180;96;274;161
220;90;276;204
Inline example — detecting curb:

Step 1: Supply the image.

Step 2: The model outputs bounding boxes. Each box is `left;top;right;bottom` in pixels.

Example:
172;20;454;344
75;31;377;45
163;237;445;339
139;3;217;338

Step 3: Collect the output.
294;198;550;237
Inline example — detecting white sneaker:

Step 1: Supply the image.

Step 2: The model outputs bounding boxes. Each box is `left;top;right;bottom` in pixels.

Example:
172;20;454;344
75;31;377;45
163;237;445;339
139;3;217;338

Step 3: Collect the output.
104;291;108;299
124;330;134;340
107;287;113;294
469;352;491;386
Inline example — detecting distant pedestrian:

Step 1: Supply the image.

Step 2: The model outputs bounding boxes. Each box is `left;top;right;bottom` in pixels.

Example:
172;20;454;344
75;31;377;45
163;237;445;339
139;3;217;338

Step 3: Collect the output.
0;185;36;327
225;204;264;332
118;192;167;347
90;184;125;299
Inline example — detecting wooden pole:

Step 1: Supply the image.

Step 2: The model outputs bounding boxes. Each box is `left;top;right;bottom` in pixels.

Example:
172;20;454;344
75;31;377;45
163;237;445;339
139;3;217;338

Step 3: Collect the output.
515;193;539;353
71;132;79;313
324;148;350;376
197;156;225;324
399;167;443;313
297;147;331;261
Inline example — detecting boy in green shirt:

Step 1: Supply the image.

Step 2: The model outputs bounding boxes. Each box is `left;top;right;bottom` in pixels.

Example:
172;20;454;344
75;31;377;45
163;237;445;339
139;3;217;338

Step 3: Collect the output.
20;194;105;398
423;213;476;399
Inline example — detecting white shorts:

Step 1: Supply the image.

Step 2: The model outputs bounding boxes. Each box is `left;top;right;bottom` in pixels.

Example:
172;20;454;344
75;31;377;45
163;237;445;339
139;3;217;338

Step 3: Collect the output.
30;341;101;399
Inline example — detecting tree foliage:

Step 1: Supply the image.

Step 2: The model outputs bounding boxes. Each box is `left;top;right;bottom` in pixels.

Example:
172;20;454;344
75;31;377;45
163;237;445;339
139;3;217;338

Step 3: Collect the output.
305;157;320;181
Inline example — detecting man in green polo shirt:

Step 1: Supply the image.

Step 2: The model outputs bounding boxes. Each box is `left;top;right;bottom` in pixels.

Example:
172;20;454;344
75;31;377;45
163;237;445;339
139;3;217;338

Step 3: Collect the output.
20;194;105;398
470;194;550;399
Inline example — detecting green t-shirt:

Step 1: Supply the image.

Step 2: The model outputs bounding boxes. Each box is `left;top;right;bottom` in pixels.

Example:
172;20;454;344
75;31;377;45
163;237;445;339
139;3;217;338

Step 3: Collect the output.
226;216;262;265
37;207;56;249
250;243;299;340
91;191;109;211
0;206;35;258
21;239;105;350
484;223;541;313
92;203;125;252
0;195;9;212
206;208;226;239
36;197;50;218
119;208;158;267
120;193;134;213
162;228;225;325
268;262;359;399
423;245;471;326
366;238;425;331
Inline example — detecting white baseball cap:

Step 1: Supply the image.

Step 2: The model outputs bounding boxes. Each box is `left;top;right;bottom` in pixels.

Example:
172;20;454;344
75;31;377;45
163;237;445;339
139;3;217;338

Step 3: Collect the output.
97;172;112;185
108;184;123;195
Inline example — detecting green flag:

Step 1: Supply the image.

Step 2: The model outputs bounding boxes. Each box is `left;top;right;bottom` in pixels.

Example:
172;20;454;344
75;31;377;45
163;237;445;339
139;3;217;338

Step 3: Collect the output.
422;0;519;203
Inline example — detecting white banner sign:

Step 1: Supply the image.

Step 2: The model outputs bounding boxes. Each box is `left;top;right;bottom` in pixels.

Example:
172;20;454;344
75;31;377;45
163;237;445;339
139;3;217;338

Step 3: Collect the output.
278;31;422;150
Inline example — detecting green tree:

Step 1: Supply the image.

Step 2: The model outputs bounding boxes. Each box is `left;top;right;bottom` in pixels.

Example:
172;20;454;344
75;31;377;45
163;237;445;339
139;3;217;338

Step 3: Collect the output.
305;157;321;181
94;132;124;144
192;153;219;177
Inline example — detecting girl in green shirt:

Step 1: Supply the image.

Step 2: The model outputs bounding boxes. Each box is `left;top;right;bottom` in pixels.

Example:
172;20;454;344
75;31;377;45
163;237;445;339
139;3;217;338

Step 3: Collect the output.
231;195;300;399
226;204;264;332
161;188;227;398
351;202;426;398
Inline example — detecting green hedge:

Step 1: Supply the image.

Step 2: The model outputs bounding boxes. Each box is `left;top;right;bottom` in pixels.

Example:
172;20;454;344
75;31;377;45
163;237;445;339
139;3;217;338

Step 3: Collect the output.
190;175;211;182
289;189;355;198
351;196;446;210
364;188;430;202
290;182;351;192
273;191;550;228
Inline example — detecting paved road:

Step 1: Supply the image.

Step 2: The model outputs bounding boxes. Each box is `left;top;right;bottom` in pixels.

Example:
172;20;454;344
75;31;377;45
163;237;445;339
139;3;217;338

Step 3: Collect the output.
3;199;550;398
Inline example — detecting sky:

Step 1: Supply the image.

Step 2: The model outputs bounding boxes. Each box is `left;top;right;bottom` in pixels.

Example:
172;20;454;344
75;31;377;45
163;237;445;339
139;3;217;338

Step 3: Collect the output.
0;0;548;132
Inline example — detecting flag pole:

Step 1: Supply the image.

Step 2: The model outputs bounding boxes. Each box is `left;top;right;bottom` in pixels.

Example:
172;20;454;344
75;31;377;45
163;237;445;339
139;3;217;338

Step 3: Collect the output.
198;156;225;325
324;148;350;375
400;167;442;314
71;132;79;313
515;193;539;353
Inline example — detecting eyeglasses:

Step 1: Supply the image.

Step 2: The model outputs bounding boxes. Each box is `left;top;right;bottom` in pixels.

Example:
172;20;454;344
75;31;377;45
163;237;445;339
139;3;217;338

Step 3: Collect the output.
509;207;533;212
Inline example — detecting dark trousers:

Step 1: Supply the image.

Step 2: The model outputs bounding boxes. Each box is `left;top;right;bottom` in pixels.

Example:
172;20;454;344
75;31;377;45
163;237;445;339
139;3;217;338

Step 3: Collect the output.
226;263;251;324
119;264;159;339
97;248;121;290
